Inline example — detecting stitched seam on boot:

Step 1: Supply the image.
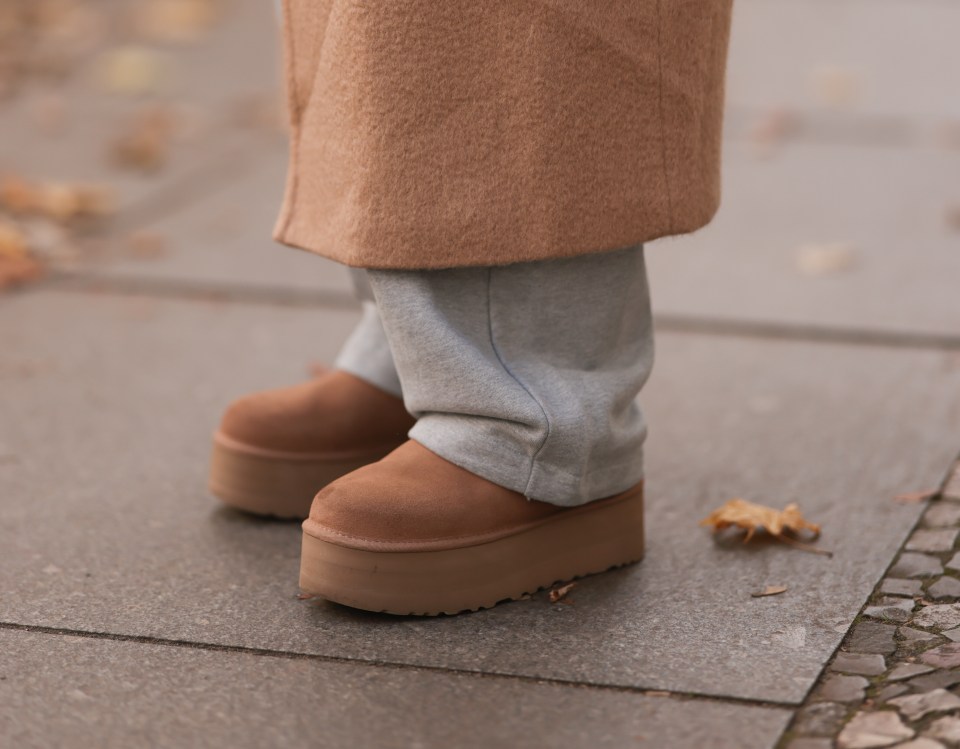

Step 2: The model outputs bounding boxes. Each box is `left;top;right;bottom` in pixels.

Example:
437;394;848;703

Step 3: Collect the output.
484;267;551;498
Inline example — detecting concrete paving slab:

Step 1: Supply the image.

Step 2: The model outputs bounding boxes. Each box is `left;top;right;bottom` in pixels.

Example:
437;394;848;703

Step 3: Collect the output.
85;154;353;295
0;83;257;220
727;0;960;121
648;142;960;337
1;291;959;705
0;0;279;217
0;629;790;749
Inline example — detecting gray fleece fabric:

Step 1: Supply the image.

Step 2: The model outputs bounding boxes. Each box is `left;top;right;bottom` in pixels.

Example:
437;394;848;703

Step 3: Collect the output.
335;244;653;507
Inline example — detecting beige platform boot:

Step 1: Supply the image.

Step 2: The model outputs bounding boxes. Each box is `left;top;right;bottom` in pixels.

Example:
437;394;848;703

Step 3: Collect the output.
208;370;415;519
299;440;645;615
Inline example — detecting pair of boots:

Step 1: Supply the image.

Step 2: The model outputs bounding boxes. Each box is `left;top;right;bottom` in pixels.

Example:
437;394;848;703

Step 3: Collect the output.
209;370;645;616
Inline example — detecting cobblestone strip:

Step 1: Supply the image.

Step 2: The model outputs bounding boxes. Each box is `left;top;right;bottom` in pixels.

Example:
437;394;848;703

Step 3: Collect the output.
779;466;960;749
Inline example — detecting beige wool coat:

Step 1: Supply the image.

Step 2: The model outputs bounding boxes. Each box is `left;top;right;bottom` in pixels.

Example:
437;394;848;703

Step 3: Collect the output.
274;0;733;269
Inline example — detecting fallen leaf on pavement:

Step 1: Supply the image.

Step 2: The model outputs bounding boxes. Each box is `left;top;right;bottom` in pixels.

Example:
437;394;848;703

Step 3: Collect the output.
700;498;829;555
894;489;939;504
751;585;788;598
0;175;115;222
110;106;178;172
125;230;167;259
549;582;576;603
748;108;797;159
701;498;820;541
796;242;858;276
0;254;45;289
0;219;28;259
810;65;861;108
39;182;115;222
95;46;171;96
0;175;38;214
133;0;221;44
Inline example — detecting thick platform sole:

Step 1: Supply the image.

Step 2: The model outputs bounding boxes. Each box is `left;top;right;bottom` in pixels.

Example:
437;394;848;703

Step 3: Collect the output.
208;433;393;520
299;487;644;615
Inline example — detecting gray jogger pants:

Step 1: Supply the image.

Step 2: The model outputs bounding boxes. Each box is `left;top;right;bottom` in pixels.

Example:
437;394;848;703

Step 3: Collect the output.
334;244;654;507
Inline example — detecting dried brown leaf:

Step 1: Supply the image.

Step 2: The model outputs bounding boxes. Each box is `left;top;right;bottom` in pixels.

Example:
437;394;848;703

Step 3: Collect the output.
549;582;576;603
699;498;821;543
0;174;40;214
748;108;798;159
1;175;114;222
0;254;45;289
110;105;177;172
810;65;861;108
133;0;220;44
96;46;170;96
796;242;858;276
894;489;939;504
0;220;28;260
751;585;788;598
37;183;115;222
125;230;166;259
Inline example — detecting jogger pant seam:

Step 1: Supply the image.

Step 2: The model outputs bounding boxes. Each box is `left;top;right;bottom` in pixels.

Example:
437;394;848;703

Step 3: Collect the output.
484;267;551;498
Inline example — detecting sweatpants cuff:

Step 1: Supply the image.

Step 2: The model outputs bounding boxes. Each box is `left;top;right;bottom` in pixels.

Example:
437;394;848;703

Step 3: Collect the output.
409;420;645;508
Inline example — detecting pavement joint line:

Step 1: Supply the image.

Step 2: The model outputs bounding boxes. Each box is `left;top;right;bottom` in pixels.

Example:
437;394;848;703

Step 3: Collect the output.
110;143;264;235
723;106;941;151
10;281;960;353
653;314;960;352
16;275;360;312
0;620;796;712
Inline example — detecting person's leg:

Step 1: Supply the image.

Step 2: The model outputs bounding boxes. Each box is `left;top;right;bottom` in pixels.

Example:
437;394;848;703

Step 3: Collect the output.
207;269;412;519
369;243;653;506
298;245;651;614
333;269;402;398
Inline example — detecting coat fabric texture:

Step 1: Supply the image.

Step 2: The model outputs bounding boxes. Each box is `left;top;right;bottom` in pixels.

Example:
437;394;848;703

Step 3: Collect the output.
274;0;733;270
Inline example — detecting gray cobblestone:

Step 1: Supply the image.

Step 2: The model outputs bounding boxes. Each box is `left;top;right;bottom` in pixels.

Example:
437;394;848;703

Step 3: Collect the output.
815;674;869;703
927;577;960;600
890;554;945;579
923;503;960;528
831;652;887;676
899;627;941;644
887;663;935;682
906;529;959;554
847;622;899;655
882;579;923;597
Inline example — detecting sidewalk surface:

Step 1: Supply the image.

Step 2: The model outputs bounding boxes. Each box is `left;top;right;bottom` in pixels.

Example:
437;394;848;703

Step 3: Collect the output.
2;1;960;747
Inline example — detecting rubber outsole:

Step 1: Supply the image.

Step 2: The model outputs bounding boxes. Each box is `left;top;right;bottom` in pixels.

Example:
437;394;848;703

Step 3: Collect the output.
207;435;393;520
299;486;644;615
